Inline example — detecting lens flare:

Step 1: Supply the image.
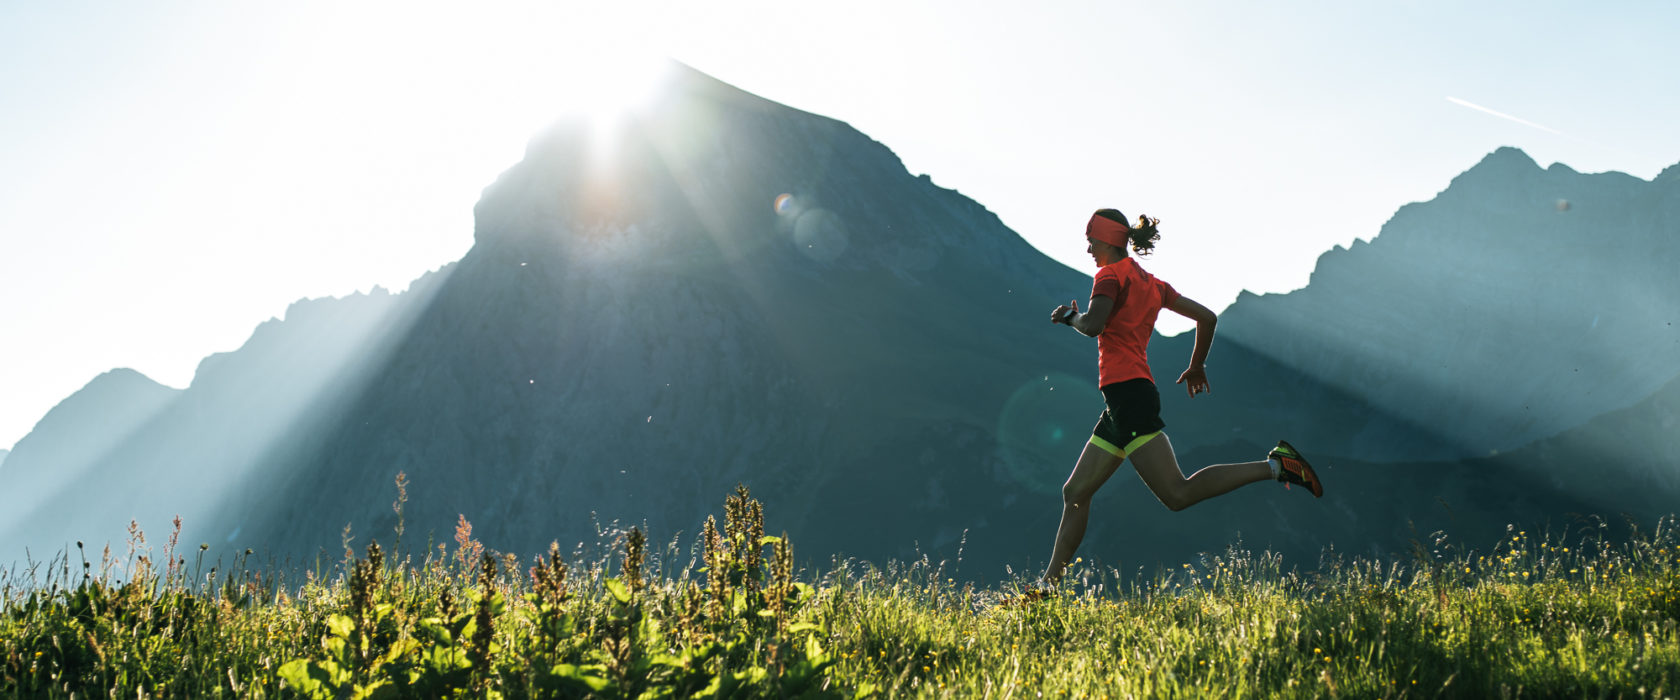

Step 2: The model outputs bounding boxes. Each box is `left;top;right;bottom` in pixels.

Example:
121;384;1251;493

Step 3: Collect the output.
996;371;1102;494
792;208;849;263
774;193;796;215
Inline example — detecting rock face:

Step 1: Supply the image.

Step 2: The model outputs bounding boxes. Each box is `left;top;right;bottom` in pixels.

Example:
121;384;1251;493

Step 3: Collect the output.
3;65;1675;579
1219;146;1680;461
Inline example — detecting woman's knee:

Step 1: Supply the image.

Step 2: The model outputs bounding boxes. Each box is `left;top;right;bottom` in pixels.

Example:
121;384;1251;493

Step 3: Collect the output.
1156;484;1194;511
1061;480;1095;507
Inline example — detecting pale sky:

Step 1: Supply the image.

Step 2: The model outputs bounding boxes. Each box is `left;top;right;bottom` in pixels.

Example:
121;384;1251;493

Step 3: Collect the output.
3;1;1678;450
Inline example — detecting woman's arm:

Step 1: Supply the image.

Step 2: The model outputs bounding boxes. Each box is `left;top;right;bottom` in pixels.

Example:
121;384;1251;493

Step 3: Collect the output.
1052;295;1116;338
1166;295;1217;397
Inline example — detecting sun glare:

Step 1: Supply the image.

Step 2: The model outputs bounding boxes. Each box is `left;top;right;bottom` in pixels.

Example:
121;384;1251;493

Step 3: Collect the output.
568;53;671;121
551;46;672;162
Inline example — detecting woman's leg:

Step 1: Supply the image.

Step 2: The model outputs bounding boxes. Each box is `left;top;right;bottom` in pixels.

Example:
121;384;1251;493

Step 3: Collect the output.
1043;441;1126;583
1127;433;1271;511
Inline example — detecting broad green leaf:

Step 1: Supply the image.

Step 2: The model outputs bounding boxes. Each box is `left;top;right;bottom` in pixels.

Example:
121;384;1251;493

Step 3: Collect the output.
605;577;632;604
277;659;331;700
649;652;686;668
383;638;420;665
350;679;395;700
326;613;354;639
550;664;612;692
804;633;826;659
320;659;352;687
324;638;348;664
417;619;451;645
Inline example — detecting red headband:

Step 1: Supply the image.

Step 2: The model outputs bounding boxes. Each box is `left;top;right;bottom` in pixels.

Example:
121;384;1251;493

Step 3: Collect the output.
1086;213;1130;248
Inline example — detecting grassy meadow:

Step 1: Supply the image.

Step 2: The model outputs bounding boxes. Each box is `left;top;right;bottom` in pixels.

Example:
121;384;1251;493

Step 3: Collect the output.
3;483;1677;698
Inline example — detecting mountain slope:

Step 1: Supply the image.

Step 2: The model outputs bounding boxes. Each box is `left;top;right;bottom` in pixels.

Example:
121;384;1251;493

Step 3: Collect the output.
1;283;445;561
1220;147;1680;461
0;369;177;540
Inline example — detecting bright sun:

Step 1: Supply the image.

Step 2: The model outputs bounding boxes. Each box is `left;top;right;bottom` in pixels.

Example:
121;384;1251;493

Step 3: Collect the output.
566;52;672;121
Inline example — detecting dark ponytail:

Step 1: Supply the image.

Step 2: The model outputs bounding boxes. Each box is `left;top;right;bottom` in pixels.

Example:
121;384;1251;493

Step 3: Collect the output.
1093;208;1161;256
1127;215;1160;256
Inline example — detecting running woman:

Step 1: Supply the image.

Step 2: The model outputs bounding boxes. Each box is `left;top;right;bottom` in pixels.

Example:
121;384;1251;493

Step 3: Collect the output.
1042;209;1322;584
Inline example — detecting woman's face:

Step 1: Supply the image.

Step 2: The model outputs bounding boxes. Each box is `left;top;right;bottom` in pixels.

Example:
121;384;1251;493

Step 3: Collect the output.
1086;236;1120;267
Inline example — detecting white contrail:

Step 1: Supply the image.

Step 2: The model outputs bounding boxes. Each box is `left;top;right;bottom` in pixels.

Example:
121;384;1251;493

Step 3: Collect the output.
1446;96;1563;135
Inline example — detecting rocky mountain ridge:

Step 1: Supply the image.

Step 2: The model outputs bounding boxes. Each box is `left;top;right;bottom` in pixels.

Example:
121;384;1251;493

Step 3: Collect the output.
1219;146;1680;461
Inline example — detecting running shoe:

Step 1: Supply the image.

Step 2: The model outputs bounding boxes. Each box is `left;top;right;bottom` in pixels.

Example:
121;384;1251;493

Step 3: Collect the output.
1270;440;1323;498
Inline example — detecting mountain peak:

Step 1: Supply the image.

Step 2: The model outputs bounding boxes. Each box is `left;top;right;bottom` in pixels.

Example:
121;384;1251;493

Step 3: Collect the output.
1467;146;1540;176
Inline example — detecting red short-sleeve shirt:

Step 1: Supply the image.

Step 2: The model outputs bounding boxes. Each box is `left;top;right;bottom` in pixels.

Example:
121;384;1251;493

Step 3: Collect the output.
1090;258;1179;387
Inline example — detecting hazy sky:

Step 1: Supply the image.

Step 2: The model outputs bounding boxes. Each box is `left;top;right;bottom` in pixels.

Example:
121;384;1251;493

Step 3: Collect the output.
3;1;1678;450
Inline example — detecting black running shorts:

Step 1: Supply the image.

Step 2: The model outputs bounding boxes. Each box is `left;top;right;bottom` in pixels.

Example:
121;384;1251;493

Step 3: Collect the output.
1090;378;1167;457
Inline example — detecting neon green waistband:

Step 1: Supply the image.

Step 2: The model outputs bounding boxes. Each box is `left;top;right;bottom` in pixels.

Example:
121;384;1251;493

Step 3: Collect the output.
1090;430;1160;458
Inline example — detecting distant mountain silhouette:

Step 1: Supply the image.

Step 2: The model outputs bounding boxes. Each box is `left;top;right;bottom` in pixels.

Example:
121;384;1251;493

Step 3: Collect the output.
1219;146;1680;461
3;64;1674;580
0;285;440;566
0;369;176;543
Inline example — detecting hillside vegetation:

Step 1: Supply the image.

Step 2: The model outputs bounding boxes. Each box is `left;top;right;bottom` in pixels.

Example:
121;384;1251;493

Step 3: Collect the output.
3;484;1676;698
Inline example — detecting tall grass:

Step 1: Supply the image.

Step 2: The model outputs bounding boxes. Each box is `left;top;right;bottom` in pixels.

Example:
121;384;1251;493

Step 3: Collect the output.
2;481;1676;698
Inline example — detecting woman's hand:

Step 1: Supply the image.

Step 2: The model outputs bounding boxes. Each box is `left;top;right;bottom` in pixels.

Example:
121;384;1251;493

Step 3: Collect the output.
1176;365;1211;398
1051;300;1080;325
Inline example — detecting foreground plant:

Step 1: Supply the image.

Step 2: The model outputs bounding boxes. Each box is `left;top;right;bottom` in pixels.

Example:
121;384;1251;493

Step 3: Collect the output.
272;484;831;699
2;489;1676;699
